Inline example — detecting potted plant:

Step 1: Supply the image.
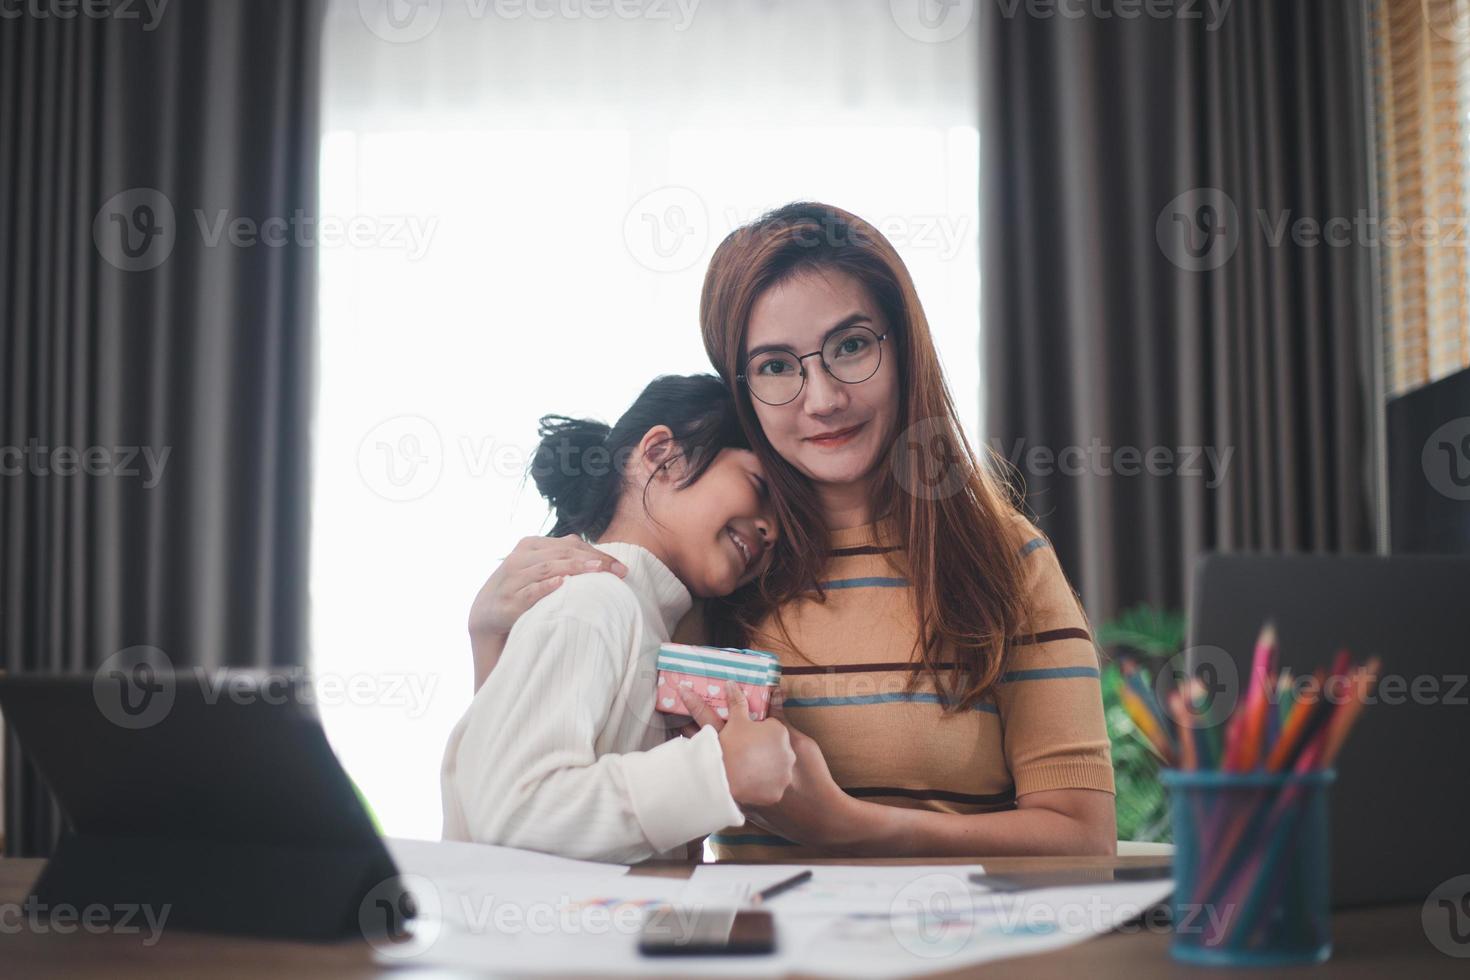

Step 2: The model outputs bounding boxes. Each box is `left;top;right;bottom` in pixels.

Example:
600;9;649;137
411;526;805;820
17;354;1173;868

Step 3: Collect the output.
1094;604;1184;843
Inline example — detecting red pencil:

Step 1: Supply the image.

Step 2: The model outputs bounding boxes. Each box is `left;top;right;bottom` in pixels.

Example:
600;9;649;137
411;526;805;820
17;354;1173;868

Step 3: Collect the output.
1228;623;1276;770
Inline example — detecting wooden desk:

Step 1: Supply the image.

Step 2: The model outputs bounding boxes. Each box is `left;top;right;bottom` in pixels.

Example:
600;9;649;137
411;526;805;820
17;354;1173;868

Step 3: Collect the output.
0;855;1456;978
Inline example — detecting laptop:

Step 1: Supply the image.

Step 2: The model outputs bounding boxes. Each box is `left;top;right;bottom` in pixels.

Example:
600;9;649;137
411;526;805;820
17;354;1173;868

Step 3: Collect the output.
0;669;411;940
1188;553;1470;908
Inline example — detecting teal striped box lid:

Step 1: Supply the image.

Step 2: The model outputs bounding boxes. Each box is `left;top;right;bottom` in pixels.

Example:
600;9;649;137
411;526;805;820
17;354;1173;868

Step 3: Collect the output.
656;643;781;687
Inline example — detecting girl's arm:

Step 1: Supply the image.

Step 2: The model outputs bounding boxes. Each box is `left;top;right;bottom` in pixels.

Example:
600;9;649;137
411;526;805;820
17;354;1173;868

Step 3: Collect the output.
468;534;627;690
449;588;743;864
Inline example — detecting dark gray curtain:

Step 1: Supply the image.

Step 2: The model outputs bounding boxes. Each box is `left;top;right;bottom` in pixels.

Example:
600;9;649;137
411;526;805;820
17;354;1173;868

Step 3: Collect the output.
980;0;1377;621
1;0;323;856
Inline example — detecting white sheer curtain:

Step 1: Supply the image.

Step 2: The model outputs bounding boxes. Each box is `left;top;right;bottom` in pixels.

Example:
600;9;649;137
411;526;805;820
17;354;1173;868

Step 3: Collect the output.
315;0;981;838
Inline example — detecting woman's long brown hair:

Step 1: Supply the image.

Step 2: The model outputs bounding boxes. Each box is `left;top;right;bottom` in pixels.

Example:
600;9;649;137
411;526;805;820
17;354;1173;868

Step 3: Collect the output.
699;202;1032;713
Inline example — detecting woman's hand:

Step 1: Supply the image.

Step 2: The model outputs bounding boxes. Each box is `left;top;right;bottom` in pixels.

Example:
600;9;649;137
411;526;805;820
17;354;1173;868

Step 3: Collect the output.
469;534;627;638
470;534;627;689
738;694;858;848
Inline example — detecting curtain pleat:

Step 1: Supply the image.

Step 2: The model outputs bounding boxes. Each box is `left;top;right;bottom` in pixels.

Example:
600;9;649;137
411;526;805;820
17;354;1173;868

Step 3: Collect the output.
980;0;1377;623
1;0;324;856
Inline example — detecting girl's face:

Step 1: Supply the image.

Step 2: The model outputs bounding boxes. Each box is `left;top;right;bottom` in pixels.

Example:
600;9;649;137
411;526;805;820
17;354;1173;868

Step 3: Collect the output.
742;268;901;493
646;447;777;598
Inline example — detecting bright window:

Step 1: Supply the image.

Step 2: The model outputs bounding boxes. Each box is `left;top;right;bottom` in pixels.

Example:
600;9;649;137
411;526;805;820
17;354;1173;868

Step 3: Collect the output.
314;1;981;840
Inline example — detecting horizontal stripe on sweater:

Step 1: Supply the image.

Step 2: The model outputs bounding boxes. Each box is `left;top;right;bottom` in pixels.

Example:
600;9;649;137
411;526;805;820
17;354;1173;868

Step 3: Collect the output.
780;640;1097;677
810;535;1052;593
845;784;1018;806
828;544;901;558
782;691;999;713
818;576;910;590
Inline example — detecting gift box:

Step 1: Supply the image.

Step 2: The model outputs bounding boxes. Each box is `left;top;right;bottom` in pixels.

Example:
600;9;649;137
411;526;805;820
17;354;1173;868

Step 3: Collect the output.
654;644;782;721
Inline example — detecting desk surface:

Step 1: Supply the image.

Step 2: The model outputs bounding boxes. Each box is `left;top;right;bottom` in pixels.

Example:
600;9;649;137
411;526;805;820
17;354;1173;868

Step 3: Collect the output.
0;854;1456;978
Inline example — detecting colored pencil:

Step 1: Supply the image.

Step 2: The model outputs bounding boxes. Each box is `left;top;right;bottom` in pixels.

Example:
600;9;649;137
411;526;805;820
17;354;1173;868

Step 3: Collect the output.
1172;627;1380;951
1323;658;1380;765
1166;688;1197;770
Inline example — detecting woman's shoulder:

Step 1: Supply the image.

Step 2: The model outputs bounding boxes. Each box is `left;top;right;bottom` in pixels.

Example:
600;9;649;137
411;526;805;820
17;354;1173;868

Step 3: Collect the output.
1004;510;1050;557
1000;511;1089;633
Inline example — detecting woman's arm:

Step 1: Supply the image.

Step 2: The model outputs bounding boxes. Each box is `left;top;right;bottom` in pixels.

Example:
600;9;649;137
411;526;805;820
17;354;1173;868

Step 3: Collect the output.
742;717;1116;857
468;534;627;690
788;785;1117;857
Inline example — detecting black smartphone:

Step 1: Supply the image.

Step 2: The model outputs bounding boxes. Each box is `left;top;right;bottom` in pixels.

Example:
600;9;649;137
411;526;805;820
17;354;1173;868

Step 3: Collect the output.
637;906;776;956
969;864;1173;892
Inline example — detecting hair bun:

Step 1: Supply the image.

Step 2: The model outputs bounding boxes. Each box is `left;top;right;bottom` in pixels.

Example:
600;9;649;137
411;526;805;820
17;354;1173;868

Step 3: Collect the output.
531;415;614;536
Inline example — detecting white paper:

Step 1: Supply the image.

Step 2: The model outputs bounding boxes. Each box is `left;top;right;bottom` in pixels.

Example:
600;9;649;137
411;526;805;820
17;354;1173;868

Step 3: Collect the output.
799;880;1175;978
374;841;1175;978
687;863;988;916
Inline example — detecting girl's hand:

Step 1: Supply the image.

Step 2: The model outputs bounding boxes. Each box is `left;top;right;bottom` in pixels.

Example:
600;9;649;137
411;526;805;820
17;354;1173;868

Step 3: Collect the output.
468;534;628;639
680;685;795;807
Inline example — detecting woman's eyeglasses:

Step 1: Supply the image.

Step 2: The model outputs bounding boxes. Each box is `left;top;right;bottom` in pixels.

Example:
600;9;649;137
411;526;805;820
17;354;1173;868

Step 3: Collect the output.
737;325;887;407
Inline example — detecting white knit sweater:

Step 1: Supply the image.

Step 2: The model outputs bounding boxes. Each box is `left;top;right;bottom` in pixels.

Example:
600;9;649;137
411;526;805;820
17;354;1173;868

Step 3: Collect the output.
440;541;744;862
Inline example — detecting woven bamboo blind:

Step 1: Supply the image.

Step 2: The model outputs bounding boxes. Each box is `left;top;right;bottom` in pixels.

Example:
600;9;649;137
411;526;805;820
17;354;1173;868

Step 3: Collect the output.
1373;0;1470;395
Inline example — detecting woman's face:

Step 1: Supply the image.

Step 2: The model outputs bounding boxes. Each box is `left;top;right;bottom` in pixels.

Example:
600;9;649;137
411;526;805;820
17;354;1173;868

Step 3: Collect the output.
742;268;900;492
647;447;777;598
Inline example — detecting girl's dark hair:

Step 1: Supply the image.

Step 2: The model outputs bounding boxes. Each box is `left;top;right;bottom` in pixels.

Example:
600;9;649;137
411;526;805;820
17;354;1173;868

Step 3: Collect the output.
531;374;749;538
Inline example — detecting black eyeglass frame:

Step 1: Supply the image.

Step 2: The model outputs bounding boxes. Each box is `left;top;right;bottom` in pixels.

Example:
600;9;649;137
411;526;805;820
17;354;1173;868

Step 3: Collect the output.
735;327;889;407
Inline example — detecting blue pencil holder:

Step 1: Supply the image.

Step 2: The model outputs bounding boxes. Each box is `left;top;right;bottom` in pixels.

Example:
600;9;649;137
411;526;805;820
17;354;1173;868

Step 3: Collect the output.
1162;768;1335;967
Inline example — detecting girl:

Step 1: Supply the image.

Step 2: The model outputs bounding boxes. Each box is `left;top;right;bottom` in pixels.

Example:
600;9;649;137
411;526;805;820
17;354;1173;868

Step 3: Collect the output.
441;374;793;863
469;204;1116;860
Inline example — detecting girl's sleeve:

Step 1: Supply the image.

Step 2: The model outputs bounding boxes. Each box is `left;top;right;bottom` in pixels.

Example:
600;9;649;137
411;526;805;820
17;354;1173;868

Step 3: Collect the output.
444;589;743;864
992;524;1116;798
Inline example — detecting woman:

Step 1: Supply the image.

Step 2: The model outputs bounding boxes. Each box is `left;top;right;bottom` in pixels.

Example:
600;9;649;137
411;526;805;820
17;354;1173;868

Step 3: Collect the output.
470;203;1115;858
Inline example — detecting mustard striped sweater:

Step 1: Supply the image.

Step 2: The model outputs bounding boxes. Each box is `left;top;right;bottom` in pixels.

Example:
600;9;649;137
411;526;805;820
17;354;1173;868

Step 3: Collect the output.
692;516;1114;862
